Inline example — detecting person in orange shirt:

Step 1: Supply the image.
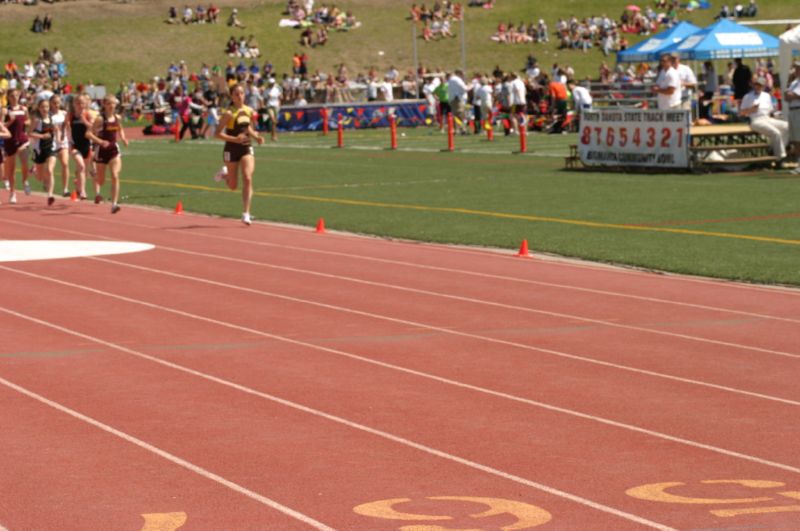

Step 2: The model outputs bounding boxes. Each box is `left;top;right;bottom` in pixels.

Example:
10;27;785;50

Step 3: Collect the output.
546;76;569;133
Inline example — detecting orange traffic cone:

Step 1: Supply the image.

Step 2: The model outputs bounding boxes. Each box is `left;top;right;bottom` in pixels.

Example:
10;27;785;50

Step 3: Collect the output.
174;200;184;215
315;218;326;233
517;239;531;258
70;191;79;202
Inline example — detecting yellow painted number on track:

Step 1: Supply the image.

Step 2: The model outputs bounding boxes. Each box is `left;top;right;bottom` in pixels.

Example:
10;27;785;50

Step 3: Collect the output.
140;512;187;531
626;480;800;518
353;496;551;530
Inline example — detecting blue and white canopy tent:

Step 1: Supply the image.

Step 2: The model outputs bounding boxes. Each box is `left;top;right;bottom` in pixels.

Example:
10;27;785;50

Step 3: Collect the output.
664;18;780;60
616;21;701;63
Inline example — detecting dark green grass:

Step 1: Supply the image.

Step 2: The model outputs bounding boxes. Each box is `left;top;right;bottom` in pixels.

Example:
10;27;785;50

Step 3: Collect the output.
115;128;800;286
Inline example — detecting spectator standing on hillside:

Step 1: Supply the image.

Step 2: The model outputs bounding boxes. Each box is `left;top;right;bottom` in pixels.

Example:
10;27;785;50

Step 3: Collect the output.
653;53;681;110
739;76;789;161
447;69;469;134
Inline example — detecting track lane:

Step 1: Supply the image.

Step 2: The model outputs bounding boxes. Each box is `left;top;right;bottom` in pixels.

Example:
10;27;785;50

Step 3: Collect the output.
1;262;791;531
0;305;674;530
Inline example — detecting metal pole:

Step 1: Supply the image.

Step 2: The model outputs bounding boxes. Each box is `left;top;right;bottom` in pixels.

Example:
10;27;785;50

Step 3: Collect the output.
460;17;467;73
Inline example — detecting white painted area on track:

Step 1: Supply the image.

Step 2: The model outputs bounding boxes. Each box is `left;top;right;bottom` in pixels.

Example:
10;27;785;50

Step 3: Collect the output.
0;241;154;263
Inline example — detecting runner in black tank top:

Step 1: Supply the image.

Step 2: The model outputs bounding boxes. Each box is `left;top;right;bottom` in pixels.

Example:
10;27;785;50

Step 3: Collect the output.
29;97;59;206
67;94;93;200
214;84;264;225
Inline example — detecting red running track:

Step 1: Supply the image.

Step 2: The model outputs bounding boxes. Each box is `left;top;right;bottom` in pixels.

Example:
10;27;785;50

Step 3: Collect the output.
1;195;800;530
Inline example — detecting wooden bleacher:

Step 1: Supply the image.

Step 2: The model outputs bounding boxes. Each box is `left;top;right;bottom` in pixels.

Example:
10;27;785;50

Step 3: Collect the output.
689;124;776;169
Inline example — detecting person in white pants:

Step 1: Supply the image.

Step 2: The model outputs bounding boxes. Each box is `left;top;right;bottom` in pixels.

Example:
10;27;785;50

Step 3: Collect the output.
739;76;789;161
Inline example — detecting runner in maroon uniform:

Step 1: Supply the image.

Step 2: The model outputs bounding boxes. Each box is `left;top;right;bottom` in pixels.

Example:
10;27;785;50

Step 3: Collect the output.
0;122;10;205
2;89;31;203
86;95;128;213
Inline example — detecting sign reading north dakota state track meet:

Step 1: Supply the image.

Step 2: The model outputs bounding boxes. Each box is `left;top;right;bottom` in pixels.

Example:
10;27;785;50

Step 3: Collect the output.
578;109;691;169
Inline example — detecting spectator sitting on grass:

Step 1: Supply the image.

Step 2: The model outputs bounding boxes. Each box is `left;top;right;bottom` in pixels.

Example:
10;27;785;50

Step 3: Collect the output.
166;6;178;23
228;8;245;28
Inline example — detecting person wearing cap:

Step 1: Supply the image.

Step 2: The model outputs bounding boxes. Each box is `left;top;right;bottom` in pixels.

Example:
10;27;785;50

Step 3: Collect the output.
784;61;800;173
653;53;681;110
739;76;789;162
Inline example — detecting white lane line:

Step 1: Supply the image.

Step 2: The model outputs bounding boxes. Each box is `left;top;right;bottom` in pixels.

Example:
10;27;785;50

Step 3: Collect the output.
3;270;800;476
0;375;334;531
149;246;800;361
27;213;800;325
89;256;800;407
4;218;798;363
0;306;676;530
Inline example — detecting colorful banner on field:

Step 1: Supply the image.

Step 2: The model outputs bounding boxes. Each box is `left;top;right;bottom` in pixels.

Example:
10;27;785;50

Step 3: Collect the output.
578;109;691;169
276;101;429;132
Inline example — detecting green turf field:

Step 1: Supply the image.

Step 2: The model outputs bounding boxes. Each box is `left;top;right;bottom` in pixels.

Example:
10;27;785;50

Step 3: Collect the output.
116;128;800;286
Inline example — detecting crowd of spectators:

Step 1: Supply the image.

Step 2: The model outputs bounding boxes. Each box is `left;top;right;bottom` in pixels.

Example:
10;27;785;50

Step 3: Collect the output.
490;20;547;44
717;1;758;19
283;1;361;32
1;48;69;109
165;4;221;24
225;35;261;59
409;2;463;41
30;13;52;32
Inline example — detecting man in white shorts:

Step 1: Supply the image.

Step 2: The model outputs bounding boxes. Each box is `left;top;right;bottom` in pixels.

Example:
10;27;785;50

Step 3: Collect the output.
739;76;789;162
785;62;800;174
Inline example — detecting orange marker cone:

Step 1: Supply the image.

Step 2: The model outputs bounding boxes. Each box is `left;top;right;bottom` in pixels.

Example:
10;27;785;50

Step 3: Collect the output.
174;200;184;215
70;191;79;202
517;239;531;258
315;218;326;233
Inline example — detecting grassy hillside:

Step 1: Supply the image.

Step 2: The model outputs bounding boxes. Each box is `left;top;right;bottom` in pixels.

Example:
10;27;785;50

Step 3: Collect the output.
0;0;796;89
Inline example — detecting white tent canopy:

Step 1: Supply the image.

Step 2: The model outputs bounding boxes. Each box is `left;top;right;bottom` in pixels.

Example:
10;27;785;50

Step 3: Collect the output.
779;25;800;90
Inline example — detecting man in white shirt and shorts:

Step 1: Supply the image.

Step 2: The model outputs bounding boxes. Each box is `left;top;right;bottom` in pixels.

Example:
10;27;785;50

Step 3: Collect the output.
740;76;789;162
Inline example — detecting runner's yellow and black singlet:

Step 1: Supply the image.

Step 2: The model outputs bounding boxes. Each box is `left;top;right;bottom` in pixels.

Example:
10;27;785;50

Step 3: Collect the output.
223;105;255;162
